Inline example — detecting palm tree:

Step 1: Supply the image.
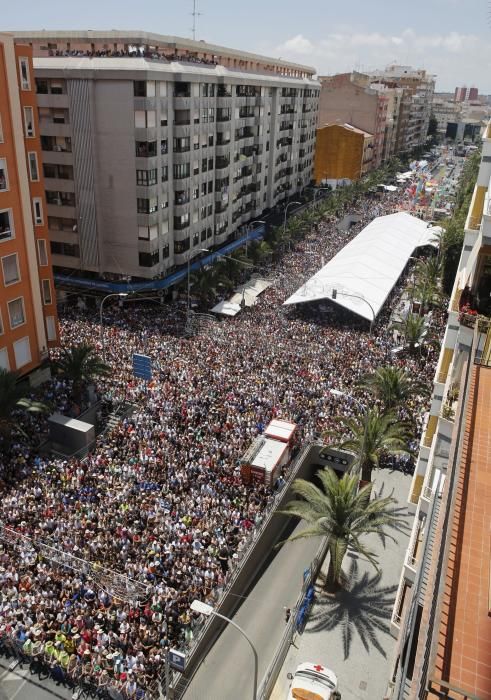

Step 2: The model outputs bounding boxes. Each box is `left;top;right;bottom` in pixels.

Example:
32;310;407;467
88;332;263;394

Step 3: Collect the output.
324;407;411;482
392;313;431;353
0;368;48;442
358;366;428;410
278;468;406;590
54;344;110;406
247;240;272;266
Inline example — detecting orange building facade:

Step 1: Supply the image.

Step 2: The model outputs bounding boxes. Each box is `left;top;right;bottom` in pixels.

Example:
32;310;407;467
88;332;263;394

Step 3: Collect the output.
314;122;374;185
0;33;58;376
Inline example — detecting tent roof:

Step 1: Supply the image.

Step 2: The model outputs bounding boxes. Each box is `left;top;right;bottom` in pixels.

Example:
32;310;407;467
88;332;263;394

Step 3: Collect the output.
284;212;439;321
210;300;241;316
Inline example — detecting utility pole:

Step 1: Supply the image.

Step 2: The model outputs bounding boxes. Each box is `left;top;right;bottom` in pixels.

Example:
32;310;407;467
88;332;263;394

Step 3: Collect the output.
191;0;202;41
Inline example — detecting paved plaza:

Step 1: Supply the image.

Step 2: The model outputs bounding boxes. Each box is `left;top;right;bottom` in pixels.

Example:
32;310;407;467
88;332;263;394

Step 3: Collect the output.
271;468;412;700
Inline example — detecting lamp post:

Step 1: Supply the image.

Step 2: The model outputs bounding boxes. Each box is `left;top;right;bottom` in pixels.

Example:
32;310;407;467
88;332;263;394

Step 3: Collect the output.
329;389;368;480
100;292;128;361
190;600;258;700
330;288;376;334
245;220;266;255
313;187;331;207
283;200;301;241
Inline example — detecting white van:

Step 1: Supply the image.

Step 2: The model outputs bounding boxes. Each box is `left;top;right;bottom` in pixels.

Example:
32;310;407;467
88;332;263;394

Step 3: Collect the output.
287;662;340;700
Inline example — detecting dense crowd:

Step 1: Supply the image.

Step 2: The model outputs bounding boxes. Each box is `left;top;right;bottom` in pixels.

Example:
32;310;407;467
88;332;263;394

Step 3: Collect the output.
48;48;218;67
0;191;447;695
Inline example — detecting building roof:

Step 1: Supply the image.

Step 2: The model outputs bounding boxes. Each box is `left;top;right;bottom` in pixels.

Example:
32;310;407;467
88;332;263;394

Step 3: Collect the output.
319;122;373;137
284;212;439;321
12;29;316;73
32;56;320;85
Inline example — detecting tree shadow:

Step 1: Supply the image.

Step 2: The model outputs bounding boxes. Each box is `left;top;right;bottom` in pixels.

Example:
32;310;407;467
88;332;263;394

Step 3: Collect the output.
306;559;398;660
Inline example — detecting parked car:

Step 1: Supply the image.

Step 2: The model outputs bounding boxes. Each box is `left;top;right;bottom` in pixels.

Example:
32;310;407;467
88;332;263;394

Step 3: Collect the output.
287;662;340;700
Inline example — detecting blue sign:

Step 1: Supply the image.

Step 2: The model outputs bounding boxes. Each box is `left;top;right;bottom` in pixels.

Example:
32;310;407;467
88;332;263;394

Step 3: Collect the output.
169;648;186;673
132;353;152;381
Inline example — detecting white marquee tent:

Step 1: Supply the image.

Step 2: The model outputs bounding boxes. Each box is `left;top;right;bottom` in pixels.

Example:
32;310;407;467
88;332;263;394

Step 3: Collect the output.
284;212;439;322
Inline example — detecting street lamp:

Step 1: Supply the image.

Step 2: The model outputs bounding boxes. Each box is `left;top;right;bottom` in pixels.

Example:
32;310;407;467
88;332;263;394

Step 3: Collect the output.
190;600;258;700
245;220;266;255
100;292;128;361
330;288;376;334
283;200;301;241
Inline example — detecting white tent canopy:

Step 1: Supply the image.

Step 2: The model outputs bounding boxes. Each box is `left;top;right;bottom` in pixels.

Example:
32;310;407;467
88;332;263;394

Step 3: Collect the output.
284;212;439;321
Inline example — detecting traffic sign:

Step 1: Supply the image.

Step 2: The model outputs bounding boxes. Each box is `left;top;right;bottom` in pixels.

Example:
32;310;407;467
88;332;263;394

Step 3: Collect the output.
169;648;186;673
132;353;152;380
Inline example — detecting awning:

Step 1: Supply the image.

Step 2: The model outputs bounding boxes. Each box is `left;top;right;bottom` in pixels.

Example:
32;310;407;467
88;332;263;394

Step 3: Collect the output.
284;212;439;322
210;300;241;316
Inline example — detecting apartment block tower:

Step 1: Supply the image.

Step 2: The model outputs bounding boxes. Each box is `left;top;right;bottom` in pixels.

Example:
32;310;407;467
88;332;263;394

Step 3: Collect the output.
0;33;58;376
365;65;435;154
454;85;478;102
13;31;319;283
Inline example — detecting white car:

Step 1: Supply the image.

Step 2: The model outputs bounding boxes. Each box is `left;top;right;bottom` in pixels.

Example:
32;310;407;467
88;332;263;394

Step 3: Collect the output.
287;662;340;700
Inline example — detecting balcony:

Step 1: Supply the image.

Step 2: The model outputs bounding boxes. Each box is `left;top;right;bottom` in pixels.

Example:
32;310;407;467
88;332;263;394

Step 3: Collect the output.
391;579;411;637
215;157;230;170
465;184;486;230
403;519;424;584
174;192;190;206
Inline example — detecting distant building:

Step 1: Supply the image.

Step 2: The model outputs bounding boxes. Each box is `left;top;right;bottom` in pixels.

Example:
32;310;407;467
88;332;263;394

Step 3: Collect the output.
314;122;374;186
0;33;58;376
454;86;478;102
317;73;387;167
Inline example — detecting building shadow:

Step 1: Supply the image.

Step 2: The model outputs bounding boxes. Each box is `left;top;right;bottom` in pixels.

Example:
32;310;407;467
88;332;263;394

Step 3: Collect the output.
305;558;398;660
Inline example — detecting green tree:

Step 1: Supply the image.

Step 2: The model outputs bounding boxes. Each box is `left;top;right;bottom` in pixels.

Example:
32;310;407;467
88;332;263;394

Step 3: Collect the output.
279;468;406;590
324;407;411;482
358;366;428;410
392;313;431;353
0;368;48;442
54;344;110;406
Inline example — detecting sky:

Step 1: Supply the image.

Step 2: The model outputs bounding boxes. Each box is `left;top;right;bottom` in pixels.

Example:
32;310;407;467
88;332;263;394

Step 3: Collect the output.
4;0;491;93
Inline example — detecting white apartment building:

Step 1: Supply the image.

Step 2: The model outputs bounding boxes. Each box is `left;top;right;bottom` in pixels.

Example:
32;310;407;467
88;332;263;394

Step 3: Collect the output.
14;31;319;281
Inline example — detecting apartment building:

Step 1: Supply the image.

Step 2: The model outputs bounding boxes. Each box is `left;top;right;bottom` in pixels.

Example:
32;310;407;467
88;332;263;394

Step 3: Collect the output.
366;65;435;154
317;73;387;168
314;122;374;185
13;31;319;282
0;34;58;376
454;85;479;102
388;131;491;699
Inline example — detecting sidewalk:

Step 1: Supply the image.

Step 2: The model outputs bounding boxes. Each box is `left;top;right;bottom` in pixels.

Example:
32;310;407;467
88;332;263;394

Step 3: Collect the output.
271;469;412;700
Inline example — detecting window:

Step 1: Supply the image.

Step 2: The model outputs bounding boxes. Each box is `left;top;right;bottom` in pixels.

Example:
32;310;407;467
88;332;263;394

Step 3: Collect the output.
201;108;215;123
174;213;190;230
8;297;25;329
162;243;169;259
19;57;30;90
0;347;8;370
138;225;158;241
174;238;190;254
2;253;20;286
136;169;157;186
201;83;215;97
33;198;43;226
161;165;168;183
0;311;3;334
0;159;8;191
13;337;31;369
173;163;190;180
173;137;190;153
45;315;57;342
138;251;159;267
134;110;156;128
137;197;158;214
0;210;14;242
37;239;48;266
0;113;3;143
28;152;39;181
23;107;34;137
42;279;52;305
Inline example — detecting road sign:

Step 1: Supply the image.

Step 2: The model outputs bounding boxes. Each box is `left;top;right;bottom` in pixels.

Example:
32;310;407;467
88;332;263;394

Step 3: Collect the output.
132;353;152;381
169;648;186;673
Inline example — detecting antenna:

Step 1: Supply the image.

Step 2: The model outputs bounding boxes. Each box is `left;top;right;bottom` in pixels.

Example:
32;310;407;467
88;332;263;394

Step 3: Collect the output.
191;0;202;41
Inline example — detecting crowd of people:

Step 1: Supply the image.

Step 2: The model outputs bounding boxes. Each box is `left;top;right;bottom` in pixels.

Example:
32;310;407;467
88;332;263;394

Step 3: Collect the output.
47;48;219;67
0;189;447;696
